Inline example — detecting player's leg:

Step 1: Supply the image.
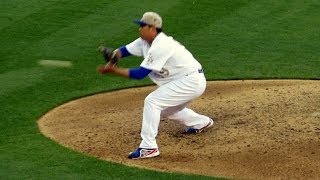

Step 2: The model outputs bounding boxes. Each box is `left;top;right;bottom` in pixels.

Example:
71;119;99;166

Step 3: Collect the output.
166;107;212;130
160;102;187;118
139;94;162;148
160;73;212;131
139;72;207;148
128;90;164;159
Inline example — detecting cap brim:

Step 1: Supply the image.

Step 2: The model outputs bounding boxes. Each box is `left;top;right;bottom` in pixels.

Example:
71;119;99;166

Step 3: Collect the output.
134;20;147;26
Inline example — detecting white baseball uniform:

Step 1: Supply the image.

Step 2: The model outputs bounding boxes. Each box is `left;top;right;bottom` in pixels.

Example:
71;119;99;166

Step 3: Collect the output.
126;32;211;148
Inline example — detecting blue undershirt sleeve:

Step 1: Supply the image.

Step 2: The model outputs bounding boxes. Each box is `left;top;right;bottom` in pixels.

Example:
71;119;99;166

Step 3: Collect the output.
129;66;152;80
119;46;131;58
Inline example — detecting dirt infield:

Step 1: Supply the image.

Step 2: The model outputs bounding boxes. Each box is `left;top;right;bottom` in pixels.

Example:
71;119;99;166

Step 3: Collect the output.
38;80;320;179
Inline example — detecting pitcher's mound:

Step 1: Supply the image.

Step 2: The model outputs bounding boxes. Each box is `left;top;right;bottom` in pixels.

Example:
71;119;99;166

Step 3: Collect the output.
38;80;320;179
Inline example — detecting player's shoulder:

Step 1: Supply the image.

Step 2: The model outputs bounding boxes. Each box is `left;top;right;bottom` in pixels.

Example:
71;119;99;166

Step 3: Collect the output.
155;32;173;42
153;33;178;48
128;37;150;50
132;37;145;45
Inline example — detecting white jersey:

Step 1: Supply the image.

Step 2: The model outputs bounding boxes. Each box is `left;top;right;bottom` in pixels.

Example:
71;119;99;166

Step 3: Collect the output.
125;32;202;85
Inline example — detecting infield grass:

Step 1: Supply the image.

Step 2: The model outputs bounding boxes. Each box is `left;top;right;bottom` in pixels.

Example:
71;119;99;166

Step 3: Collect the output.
0;0;319;179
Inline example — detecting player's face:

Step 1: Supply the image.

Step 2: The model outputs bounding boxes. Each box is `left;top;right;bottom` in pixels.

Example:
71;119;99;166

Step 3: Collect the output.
139;24;155;43
139;24;150;39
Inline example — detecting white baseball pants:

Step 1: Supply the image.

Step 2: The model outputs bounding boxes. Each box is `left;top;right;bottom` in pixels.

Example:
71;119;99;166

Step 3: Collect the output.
139;72;211;148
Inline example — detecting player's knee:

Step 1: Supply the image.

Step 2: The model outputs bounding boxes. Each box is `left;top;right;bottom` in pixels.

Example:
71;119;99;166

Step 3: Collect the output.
144;94;153;104
144;94;159;107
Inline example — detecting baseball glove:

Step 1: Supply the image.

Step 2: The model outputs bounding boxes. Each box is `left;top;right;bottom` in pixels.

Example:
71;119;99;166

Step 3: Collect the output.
97;45;118;65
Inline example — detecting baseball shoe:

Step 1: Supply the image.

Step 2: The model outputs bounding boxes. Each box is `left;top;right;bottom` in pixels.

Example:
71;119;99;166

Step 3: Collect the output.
184;118;214;134
128;147;160;159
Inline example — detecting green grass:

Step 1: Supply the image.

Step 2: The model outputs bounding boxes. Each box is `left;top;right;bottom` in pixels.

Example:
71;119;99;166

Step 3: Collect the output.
0;0;319;179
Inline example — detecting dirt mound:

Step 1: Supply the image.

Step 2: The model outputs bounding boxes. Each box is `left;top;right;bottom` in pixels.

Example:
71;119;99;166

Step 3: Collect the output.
38;80;320;179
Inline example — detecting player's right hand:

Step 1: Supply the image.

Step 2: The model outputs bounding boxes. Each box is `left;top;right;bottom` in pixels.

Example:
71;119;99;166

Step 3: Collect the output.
97;64;114;74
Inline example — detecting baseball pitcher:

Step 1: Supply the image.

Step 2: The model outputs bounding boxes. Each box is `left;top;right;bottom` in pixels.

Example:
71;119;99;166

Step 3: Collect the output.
97;12;213;159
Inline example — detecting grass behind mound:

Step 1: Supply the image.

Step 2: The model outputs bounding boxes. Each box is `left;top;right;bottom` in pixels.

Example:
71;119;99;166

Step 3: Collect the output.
0;0;319;179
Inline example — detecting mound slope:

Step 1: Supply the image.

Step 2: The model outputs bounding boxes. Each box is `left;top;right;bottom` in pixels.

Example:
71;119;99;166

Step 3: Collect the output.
38;80;320;179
